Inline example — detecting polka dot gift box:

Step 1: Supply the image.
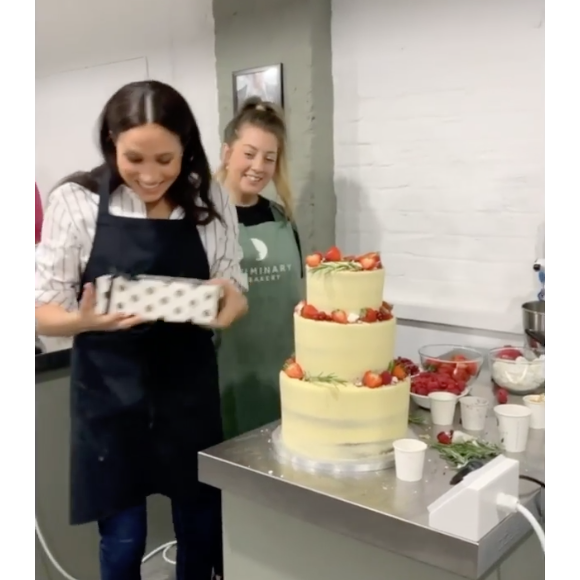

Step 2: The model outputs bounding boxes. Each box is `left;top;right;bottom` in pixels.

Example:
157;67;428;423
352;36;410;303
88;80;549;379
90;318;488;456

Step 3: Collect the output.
94;274;222;325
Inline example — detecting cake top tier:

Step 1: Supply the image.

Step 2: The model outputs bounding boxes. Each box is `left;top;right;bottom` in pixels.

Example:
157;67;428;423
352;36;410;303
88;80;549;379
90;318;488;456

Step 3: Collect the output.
304;246;385;312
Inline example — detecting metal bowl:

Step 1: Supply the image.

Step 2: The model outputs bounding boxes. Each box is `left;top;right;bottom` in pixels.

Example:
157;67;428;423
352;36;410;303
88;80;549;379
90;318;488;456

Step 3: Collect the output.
522;301;544;350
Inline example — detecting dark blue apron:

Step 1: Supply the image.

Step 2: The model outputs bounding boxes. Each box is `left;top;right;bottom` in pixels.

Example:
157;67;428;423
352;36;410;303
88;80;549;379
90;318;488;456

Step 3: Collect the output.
69;173;223;526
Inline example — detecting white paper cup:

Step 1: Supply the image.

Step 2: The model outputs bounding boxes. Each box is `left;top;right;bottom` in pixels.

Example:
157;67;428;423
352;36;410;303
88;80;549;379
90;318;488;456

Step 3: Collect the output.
460;396;489;431
523;395;545;429
494;404;531;452
428;392;458;425
393;438;427;482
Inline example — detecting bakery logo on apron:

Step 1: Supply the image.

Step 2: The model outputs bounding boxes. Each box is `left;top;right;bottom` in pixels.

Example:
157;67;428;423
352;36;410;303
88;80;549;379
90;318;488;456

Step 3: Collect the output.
244;237;293;284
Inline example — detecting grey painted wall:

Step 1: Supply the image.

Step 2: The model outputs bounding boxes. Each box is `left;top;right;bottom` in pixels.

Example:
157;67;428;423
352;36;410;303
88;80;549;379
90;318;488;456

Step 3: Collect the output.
213;0;335;252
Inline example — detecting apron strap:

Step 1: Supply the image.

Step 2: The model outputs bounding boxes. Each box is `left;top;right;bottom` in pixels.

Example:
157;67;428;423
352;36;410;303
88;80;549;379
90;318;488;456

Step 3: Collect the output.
269;201;287;223
96;167;113;218
269;201;303;277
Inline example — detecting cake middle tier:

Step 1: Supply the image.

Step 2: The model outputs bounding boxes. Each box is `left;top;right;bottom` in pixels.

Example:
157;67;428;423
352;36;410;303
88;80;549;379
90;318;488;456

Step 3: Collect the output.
294;314;396;381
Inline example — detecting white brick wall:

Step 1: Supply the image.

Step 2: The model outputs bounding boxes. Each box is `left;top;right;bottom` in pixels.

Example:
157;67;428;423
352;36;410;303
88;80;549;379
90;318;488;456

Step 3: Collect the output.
331;0;544;333
35;0;220;197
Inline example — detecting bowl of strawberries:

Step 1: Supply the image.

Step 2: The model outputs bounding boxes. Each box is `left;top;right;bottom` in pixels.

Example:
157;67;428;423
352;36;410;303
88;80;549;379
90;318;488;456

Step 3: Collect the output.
410;371;473;409
410;345;484;409
418;345;483;384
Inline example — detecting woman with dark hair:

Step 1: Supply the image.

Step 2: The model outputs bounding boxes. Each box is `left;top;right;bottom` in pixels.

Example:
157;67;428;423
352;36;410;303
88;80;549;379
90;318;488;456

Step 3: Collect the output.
35;80;247;580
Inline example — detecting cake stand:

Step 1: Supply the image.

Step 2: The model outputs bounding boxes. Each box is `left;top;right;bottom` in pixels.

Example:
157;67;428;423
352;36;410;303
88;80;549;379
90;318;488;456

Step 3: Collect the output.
271;426;395;474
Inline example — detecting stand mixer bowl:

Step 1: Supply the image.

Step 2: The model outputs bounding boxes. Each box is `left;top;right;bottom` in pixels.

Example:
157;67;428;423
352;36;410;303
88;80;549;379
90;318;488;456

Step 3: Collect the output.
522;301;544;350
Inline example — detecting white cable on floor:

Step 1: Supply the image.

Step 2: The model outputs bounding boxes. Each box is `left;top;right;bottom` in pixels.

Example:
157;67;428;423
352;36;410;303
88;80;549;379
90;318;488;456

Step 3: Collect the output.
35;516;176;580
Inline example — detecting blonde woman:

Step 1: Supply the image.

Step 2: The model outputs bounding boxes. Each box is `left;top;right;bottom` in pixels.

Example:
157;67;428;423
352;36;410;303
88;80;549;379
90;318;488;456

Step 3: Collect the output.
216;97;303;439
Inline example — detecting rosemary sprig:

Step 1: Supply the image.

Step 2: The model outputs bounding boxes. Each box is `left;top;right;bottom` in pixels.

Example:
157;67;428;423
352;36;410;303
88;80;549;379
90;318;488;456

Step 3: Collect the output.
309;261;362;275
408;413;427;425
432;440;502;468
304;373;349;385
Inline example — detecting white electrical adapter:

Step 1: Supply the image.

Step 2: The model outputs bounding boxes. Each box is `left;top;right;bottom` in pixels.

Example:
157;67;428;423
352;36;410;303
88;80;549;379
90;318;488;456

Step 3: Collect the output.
428;455;520;542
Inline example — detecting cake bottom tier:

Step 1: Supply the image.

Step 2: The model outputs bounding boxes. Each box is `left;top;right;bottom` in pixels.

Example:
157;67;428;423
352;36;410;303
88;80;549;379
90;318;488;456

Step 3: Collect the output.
279;372;411;462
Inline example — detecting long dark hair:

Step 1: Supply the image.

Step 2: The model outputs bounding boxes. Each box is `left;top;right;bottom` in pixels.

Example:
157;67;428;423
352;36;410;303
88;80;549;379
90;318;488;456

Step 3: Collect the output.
59;80;221;225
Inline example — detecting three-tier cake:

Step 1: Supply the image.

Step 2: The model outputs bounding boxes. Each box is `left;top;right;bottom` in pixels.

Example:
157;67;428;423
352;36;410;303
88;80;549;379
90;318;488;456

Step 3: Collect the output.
279;247;411;463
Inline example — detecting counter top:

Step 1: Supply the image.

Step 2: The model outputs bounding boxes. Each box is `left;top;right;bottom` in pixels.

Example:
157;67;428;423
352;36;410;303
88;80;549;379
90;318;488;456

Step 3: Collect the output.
35;348;71;373
199;375;545;580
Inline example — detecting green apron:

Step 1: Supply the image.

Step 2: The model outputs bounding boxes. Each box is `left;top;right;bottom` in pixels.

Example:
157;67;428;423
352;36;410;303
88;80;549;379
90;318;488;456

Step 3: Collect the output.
217;203;303;439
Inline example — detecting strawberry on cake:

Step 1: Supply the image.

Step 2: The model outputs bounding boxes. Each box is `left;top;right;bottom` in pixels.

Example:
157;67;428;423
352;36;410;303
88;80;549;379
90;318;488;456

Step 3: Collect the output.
279;247;411;463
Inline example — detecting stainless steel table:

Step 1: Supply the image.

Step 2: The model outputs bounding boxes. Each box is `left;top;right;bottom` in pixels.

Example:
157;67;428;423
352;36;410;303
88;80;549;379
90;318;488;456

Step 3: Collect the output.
199;374;545;580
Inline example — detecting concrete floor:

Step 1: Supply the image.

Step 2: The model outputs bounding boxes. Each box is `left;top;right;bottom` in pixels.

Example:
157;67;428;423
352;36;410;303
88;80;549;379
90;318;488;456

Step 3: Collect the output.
37;552;175;580
142;550;175;580
142;551;220;580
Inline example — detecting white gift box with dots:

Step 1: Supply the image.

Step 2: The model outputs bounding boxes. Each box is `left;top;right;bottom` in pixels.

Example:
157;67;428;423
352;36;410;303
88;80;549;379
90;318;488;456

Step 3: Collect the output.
94;275;222;325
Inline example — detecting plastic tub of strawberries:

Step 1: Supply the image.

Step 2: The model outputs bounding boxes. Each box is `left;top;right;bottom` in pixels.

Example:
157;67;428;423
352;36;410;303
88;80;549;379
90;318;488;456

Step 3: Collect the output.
410;345;484;410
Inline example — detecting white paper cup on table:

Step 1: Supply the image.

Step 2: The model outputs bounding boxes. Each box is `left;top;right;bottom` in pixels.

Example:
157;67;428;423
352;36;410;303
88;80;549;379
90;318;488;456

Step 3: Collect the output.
523;395;545;429
460;396;489;431
494;404;531;452
393;438;427;482
428;392;458;425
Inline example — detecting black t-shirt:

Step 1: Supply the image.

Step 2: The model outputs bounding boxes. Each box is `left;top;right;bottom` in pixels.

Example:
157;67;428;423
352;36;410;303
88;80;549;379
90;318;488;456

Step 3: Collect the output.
235;196;303;271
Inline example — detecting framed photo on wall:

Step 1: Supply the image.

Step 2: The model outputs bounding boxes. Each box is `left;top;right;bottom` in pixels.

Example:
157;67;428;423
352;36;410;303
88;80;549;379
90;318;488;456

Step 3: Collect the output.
232;64;284;112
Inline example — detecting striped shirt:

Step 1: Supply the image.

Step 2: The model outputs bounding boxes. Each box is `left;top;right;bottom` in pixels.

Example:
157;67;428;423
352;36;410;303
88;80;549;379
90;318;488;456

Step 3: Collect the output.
35;180;247;312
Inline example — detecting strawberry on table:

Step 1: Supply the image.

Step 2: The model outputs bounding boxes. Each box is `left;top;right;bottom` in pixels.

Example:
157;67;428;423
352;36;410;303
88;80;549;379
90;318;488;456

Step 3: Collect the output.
495;387;509;404
437;431;454;445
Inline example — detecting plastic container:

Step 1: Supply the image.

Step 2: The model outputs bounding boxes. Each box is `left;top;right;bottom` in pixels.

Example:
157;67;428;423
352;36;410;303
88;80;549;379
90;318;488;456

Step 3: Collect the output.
489;346;545;395
418;344;484;386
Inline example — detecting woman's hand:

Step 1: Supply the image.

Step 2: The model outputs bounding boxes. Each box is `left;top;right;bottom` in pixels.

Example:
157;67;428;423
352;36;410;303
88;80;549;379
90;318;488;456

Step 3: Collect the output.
76;283;144;332
205;279;248;329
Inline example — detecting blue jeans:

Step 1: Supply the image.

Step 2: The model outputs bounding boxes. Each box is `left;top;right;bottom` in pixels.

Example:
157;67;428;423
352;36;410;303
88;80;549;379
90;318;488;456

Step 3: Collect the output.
98;498;223;580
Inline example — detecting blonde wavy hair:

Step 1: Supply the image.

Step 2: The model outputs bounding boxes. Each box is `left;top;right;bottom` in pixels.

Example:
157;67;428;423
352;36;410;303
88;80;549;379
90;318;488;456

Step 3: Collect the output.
215;97;294;220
